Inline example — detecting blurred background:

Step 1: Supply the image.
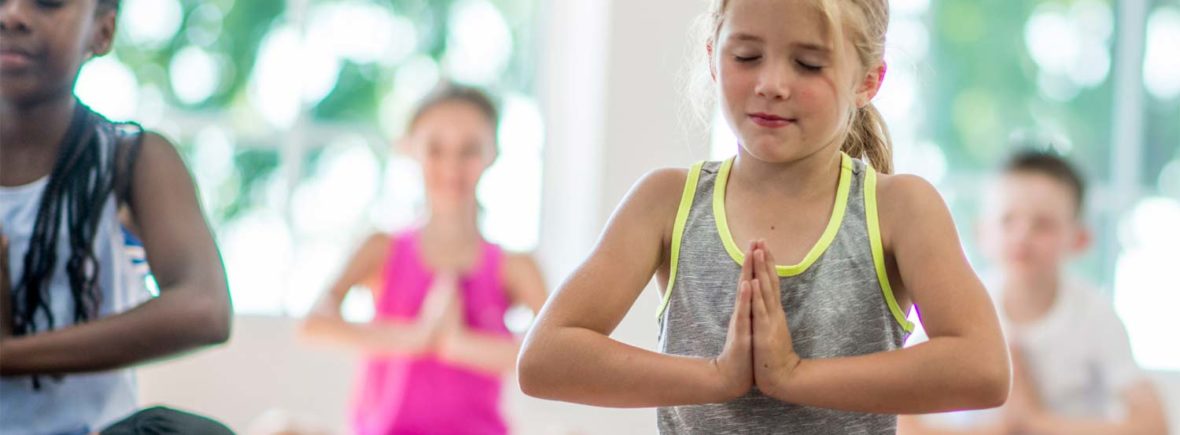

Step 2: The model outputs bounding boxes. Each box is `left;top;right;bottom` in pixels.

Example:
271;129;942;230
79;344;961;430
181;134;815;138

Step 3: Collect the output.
75;0;1178;432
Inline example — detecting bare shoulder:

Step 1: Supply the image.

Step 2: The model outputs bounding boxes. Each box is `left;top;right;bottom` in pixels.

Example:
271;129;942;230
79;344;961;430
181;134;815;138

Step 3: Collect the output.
875;173;945;212
360;231;391;248
633;167;690;202
127;132;195;200
874;173;955;245
620;167;691;227
135;131;184;166
359;232;392;258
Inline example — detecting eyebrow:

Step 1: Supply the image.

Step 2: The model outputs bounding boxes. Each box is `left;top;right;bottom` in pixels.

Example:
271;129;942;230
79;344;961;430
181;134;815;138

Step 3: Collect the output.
728;32;765;42
725;32;832;53
792;42;832;53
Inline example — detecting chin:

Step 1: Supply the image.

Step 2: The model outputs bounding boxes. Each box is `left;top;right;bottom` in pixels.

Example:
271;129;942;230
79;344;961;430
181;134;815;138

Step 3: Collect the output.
0;83;43;104
1005;262;1047;278
739;138;799;162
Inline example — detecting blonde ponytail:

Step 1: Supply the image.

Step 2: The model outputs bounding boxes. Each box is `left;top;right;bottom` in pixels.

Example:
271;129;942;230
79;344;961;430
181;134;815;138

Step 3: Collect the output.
842;103;893;174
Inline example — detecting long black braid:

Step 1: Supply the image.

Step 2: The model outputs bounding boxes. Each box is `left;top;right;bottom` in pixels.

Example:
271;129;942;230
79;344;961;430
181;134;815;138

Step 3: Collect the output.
5;0;132;388
9;101;142;388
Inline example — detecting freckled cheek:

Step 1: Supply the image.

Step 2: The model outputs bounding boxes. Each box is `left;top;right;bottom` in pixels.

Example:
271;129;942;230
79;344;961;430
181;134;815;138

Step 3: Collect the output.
792;83;838;116
721;80;757;126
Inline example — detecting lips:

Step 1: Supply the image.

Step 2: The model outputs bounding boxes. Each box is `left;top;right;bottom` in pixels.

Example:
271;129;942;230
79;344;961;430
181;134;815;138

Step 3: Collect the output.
748;112;796;128
0;45;36;70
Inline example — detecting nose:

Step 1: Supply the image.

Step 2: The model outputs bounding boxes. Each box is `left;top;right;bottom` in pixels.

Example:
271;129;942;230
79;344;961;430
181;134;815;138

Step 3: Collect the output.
1008;220;1035;244
754;60;791;101
0;0;33;34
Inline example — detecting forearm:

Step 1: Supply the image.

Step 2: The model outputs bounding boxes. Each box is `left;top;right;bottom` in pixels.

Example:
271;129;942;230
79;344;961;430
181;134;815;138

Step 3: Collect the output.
898;416;1007;435
767;337;1009;413
439;330;520;375
300;315;430;357
916;425;1007;435
518;326;735;407
1026;414;1165;435
0;285;229;376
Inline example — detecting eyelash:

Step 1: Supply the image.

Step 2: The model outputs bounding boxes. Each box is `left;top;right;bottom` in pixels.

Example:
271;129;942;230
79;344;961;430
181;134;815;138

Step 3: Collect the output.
796;61;823;72
733;56;824;73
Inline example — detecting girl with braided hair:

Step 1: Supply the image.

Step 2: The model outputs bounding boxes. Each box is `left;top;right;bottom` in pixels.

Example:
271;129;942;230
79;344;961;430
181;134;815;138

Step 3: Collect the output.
1;0;230;432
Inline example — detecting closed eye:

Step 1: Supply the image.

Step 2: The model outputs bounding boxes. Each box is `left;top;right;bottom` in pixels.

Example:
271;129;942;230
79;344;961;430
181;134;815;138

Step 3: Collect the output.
796;60;823;72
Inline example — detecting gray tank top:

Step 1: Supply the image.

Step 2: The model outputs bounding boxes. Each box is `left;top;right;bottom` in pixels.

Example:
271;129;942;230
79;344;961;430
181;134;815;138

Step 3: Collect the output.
656;153;914;434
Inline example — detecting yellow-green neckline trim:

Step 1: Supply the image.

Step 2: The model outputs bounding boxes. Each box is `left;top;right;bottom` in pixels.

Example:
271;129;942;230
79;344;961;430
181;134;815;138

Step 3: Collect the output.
712;153;852;277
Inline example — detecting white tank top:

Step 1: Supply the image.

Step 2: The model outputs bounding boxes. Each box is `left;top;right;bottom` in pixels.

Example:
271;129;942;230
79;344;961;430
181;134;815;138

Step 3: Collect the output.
0;119;152;434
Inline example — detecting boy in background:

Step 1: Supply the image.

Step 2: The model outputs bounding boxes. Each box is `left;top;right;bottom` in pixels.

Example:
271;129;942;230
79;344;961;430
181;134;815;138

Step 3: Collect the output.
900;149;1169;435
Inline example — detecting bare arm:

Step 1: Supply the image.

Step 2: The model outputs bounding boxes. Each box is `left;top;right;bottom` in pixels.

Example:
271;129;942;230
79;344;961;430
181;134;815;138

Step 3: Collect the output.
755;174;1010;413
897;416;1007;435
1014;302;1170;435
0;133;231;375
299;233;438;357
518;168;754;407
1021;381;1168;435
436;253;548;375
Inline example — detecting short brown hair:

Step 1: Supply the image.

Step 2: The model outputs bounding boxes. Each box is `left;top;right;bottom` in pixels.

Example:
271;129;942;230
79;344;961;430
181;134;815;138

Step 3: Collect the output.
1001;149;1086;215
408;82;499;138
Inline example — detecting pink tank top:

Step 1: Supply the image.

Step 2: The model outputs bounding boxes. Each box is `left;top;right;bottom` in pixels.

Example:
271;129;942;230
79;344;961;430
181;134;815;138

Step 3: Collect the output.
352;230;511;435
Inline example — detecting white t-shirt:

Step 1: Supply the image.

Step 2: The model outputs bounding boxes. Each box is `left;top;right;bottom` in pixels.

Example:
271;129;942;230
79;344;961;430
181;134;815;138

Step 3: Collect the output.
909;275;1145;427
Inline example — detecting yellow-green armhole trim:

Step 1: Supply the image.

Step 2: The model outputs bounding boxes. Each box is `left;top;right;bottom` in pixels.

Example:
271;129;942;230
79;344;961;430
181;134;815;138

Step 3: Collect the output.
712;153;853;277
864;167;916;333
656;161;705;321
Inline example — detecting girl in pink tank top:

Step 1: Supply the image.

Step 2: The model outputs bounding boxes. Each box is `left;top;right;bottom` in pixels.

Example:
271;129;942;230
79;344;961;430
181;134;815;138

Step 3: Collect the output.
353;231;510;434
301;83;548;435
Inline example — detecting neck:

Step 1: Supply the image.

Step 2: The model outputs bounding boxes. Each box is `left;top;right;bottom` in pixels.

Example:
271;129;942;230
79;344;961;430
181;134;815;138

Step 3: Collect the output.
0;96;77;184
0;95;77;151
421;204;482;244
729;142;843;199
1001;272;1061;323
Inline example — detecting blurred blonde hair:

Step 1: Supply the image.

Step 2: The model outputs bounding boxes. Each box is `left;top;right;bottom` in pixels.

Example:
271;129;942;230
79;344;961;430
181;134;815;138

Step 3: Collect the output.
688;0;894;173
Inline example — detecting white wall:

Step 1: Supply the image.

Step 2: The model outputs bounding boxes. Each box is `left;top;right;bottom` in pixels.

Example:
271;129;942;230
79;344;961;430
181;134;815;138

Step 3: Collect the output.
137;0;1180;432
135;315;1180;434
139;0;712;433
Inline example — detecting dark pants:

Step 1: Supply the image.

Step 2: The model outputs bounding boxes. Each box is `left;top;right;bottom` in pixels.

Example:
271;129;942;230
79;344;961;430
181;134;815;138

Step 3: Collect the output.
100;406;234;435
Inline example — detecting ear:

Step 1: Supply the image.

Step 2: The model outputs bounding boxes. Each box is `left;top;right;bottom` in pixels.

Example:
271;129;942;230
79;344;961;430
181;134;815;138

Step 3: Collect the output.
1071;224;1092;254
395;137;414;157
484;141;499;168
855;61;886;108
707;41;718;82
90;8;117;57
975;219;998;259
